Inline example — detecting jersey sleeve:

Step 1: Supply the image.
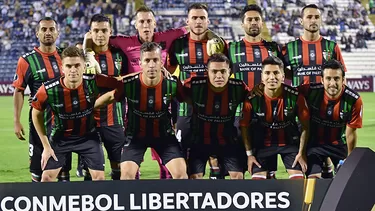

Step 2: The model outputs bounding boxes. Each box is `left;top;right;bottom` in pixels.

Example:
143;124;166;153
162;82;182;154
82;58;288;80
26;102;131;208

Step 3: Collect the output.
297;84;310;98
239;98;252;127
162;27;187;40
109;35;132;50
176;79;185;102
182;77;192;97
347;97;363;128
12;57;30;90
334;44;347;72
168;40;179;67
297;94;310;121
95;74;121;89
120;51;129;76
31;85;48;111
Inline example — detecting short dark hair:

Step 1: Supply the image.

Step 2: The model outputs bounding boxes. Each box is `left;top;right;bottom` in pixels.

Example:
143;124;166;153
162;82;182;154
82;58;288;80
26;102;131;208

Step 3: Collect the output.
188;3;208;14
321;59;345;77
207;53;230;69
90;14;111;27
36;17;58;31
262;56;284;72
140;42;161;59
61;46;84;61
135;5;155;18
240;4;263;23
301;4;320;17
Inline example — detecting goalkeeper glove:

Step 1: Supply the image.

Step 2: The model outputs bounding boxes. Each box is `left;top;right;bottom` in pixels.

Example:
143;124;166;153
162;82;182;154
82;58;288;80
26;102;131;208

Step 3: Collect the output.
206;30;225;56
84;49;101;74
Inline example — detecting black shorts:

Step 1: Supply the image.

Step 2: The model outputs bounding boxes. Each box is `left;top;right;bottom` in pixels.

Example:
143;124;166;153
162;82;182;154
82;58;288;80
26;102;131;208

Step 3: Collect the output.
45;132;105;171
306;144;348;175
252;145;302;174
98;125;126;163
188;144;245;175
121;136;184;166
28;108;71;174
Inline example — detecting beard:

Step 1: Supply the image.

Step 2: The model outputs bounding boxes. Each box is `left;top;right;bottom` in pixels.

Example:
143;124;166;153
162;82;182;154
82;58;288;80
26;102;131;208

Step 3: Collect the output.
305;24;319;33
191;27;207;36
245;27;261;37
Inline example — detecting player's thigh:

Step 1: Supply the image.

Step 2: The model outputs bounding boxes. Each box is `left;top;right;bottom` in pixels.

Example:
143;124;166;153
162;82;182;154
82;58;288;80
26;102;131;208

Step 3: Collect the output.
74;133;105;171
322;144;348;167
98;125;126;163
280;145;302;171
44;140;70;171
121;137;148;167
28;122;43;174
220;144;245;173
152;136;184;166
252;147;278;174
187;144;211;175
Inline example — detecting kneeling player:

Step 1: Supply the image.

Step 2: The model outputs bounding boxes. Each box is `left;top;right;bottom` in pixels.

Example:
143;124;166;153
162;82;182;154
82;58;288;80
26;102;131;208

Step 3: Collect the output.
298;60;363;178
96;42;188;180
240;56;309;180
183;53;249;179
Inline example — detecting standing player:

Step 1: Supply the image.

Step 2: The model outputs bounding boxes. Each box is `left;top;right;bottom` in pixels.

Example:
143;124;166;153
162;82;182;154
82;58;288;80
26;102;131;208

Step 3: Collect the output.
89;14;128;180
96;42;188;180
240;56;309;180
13;17;71;182
184;53;249;179
31;46;116;182
168;3;226;179
283;4;347;178
299;60;363;178
228;4;283;179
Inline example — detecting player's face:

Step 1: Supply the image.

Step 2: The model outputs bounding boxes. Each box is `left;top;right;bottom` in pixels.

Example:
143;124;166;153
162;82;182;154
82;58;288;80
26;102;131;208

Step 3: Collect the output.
135;12;156;42
322;68;344;98
208;62;230;88
242;10;263;37
140;49;164;80
62;57;85;84
187;9;209;36
90;21;112;47
262;64;284;90
36;20;59;46
301;8;322;33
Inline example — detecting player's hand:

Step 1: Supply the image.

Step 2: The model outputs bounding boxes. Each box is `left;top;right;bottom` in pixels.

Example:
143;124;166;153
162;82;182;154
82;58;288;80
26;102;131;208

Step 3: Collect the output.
293;153;307;173
162;67;173;79
250;83;264;97
84;31;92;40
41;147;58;170
206;30;225;56
14;122;25;141
247;155;261;175
85;50;101;74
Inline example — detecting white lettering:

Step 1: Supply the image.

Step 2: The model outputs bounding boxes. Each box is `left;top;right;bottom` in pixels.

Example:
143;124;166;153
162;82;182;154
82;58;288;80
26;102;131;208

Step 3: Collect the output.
149;193;161;210
278;192;290;209
113;194;125;210
217;192;232;209
68;195;80;211
233;192;249;209
95;194;112;211
251;192;264;208
201;193;216;209
130;194;141;210
189;193;202;209
50;196;65;211
176;193;189;209
33;196;47;211
142;193;147;209
14;196;31;211
265;192;277;208
81;195;94;211
163;193;174;209
1;197;14;211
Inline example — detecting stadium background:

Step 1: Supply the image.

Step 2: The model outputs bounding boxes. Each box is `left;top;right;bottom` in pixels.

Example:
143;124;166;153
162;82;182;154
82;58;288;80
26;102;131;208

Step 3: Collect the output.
0;0;374;182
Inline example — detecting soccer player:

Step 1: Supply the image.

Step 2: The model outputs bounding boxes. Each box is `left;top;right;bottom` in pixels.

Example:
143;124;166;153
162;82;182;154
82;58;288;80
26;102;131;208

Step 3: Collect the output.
168;3;227;179
31;46;116;182
13;17;71;182
183;53;249;179
88;14;128;180
283;4;347;178
96;42;188;180
228;4;283;179
240;56;309;180
299;60;363;178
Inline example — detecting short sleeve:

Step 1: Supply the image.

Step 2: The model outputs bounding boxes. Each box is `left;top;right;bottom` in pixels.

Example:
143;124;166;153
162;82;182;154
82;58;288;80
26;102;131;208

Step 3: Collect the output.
176;79;185;102
31;85;48;111
109;35;132;50
334;44;347;72
347;97;363;128
12;57;30;90
298;84;310;98
297;94;310;121
239;99;252;127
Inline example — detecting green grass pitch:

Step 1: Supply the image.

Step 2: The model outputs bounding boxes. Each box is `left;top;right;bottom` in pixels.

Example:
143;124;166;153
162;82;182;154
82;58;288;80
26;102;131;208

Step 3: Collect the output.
0;93;374;182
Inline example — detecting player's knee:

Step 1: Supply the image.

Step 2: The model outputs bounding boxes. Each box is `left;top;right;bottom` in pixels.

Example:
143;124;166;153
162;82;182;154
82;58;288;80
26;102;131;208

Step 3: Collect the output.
229;172;243;180
91;171;105;181
31;173;42;182
41;173;55;182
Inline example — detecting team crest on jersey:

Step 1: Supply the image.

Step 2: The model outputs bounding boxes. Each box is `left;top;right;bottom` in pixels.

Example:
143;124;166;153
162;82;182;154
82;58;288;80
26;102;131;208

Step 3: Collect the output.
197;49;203;59
254;49;261;58
72;97;79;106
148;96;154;107
309;50;316;61
323;50;332;60
115;58;122;71
214;101;220;111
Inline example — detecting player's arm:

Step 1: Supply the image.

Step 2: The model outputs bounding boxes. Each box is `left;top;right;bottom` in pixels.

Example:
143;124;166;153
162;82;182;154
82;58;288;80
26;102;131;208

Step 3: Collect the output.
13;57;30;140
31;85;57;170
83;32;93;53
240;99;261;174
346;97;363;155
294;94;310;172
94;90;116;109
333;44;347;84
